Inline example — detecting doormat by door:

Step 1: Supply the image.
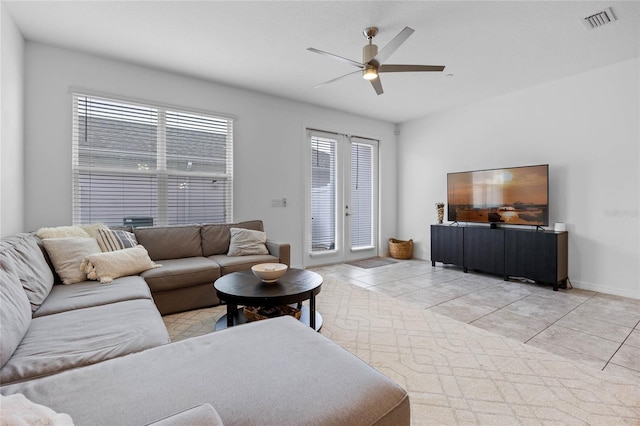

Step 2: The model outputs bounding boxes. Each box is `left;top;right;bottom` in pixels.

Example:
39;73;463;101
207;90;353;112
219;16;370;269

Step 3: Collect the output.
347;257;398;269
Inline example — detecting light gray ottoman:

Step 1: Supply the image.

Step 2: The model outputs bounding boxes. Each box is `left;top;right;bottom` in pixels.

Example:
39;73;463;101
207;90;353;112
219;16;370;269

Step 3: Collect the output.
1;316;410;425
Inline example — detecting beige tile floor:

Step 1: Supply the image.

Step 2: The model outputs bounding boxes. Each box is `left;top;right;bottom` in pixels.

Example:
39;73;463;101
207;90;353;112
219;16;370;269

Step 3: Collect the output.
312;259;640;383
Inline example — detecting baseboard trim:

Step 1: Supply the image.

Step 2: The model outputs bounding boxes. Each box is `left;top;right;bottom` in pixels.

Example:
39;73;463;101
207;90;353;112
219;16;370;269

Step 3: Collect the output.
425;259;639;300
570;279;640;300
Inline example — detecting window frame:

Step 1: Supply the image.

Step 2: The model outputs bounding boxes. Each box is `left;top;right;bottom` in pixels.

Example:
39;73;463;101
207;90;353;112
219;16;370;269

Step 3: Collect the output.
71;91;234;227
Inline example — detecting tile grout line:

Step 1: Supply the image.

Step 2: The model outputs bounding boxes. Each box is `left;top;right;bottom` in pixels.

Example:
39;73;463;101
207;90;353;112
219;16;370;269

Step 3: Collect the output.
522;290;596;344
468;291;531;325
601;318;640;372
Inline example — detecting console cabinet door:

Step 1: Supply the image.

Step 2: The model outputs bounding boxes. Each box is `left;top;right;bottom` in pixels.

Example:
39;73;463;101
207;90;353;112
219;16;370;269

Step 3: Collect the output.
533;232;558;284
505;231;538;279
464;228;504;275
505;230;568;285
431;225;463;265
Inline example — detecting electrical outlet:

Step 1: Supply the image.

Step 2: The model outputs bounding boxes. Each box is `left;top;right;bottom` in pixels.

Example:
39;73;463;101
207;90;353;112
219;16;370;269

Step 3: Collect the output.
271;198;287;207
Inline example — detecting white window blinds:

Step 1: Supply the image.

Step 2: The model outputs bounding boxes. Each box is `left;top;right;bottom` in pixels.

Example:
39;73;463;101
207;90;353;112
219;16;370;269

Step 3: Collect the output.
310;135;337;251
350;139;375;249
72;94;233;227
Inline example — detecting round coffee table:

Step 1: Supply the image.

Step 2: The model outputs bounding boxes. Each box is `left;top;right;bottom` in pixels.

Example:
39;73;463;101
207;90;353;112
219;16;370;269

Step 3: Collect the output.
214;268;322;331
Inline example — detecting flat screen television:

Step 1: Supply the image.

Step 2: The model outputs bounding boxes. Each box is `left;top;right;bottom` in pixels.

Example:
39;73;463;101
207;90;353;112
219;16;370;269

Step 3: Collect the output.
447;164;549;226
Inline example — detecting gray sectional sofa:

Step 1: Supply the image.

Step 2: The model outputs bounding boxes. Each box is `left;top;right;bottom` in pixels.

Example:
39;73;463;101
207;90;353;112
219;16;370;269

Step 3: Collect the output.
0;232;170;387
132;220;290;314
0;221;410;425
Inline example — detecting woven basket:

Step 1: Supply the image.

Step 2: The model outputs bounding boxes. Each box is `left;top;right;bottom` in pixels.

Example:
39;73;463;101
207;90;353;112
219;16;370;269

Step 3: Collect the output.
388;238;413;259
243;305;301;322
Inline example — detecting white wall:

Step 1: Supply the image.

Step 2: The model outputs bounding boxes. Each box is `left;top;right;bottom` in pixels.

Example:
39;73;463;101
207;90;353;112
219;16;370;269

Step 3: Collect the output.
0;4;25;237
23;42;398;268
398;58;639;299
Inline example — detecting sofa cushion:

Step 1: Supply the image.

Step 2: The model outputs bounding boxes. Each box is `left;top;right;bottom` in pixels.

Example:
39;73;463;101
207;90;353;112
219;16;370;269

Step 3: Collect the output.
33;276;152;318
201;220;264;256
81;245;160;283
134;225;202;260
0;265;32;369
227;228;269;256
208;254;279;275
0;299;170;385
148;404;223;426
140;257;221;292
42;237;101;285
0;233;55;312
0;317;410;426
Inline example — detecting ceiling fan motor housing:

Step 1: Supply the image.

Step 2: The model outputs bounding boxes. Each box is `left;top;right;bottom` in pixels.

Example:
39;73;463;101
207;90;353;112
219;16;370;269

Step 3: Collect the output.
363;43;378;64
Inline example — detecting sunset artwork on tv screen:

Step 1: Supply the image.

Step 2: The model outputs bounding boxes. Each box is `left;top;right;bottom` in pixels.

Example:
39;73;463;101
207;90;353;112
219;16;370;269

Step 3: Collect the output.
447;164;549;226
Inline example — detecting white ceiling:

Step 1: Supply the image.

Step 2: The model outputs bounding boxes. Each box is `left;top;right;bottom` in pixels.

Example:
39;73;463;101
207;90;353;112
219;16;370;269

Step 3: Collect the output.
4;1;639;123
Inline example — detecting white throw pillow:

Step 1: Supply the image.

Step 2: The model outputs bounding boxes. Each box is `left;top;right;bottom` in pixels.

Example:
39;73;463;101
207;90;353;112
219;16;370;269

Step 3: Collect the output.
80;245;161;284
80;222;107;238
227;228;269;256
36;225;90;239
43;238;102;284
0;393;74;426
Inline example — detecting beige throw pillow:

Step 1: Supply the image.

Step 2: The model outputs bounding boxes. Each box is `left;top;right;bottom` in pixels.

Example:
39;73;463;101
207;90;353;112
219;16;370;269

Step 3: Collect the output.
227;228;269;256
81;245;161;284
43;238;102;284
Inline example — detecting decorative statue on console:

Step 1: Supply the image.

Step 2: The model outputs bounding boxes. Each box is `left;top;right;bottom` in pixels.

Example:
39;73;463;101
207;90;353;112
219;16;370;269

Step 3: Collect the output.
435;202;445;224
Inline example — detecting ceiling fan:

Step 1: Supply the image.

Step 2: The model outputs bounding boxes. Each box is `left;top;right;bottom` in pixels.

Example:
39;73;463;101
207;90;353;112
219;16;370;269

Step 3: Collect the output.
308;26;445;95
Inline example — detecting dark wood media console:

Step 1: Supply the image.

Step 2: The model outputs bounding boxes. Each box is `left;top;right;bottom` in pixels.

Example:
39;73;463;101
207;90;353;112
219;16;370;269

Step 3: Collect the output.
431;224;568;291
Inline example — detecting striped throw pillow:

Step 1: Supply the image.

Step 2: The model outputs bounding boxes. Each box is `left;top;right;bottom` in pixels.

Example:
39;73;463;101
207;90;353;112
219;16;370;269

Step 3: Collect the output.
97;228;138;252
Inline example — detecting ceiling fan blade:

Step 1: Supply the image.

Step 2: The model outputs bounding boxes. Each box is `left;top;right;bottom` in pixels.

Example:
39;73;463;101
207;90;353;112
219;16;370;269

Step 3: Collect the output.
314;69;362;88
372;26;414;65
307;47;364;68
370;76;384;95
379;64;445;73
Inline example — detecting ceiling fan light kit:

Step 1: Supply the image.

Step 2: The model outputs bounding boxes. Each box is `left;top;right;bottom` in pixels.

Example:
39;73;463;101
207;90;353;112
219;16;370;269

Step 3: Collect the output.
363;67;378;80
308;26;445;95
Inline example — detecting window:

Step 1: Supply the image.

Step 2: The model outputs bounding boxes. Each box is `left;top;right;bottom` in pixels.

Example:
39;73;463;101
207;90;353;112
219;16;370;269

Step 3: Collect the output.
72;94;233;227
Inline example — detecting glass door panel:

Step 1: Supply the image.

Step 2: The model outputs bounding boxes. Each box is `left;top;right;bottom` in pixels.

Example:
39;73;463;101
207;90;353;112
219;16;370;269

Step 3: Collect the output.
305;130;378;267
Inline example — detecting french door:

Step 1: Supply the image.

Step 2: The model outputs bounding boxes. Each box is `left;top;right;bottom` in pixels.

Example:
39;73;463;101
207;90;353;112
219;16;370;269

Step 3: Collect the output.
304;129;378;267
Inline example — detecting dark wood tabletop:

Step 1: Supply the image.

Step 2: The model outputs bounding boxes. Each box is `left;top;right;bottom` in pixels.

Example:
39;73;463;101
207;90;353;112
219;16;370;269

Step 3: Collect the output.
214;269;322;305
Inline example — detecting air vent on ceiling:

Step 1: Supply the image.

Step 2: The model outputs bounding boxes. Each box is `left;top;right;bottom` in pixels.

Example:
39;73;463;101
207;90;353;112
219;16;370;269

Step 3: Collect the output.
583;7;616;30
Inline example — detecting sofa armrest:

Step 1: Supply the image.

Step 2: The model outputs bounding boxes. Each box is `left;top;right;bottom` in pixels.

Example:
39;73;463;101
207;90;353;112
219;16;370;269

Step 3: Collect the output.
265;240;290;267
147;403;223;426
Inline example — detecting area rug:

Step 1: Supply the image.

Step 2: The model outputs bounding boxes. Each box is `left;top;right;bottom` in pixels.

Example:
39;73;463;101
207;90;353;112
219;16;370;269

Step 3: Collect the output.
163;307;225;342
164;277;640;425
347;257;398;269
